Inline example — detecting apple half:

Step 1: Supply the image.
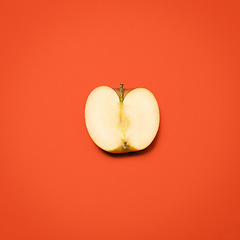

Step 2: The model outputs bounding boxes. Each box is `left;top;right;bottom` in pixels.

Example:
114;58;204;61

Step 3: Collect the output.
85;84;160;153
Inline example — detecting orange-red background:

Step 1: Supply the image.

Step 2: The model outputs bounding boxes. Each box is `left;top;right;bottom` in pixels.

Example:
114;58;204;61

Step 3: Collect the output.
1;1;240;239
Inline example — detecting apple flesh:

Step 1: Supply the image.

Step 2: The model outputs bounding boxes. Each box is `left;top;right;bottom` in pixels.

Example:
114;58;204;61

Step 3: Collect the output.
85;84;160;153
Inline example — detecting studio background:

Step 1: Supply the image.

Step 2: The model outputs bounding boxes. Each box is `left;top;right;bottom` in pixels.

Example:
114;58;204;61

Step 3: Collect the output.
1;1;240;239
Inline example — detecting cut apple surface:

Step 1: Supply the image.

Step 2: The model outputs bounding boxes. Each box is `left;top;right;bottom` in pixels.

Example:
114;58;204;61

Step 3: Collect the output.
85;84;160;153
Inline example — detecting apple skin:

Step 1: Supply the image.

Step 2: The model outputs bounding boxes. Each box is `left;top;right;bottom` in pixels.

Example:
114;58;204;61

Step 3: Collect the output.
113;88;132;100
106;144;137;154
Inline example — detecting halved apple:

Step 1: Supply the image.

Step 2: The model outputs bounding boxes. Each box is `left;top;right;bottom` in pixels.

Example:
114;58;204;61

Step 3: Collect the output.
85;84;160;153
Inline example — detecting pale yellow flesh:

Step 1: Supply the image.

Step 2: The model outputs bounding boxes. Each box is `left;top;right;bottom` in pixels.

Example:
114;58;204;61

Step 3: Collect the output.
85;86;160;153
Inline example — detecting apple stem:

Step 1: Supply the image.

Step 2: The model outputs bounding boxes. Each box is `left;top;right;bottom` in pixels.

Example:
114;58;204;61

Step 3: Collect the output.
120;83;124;102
